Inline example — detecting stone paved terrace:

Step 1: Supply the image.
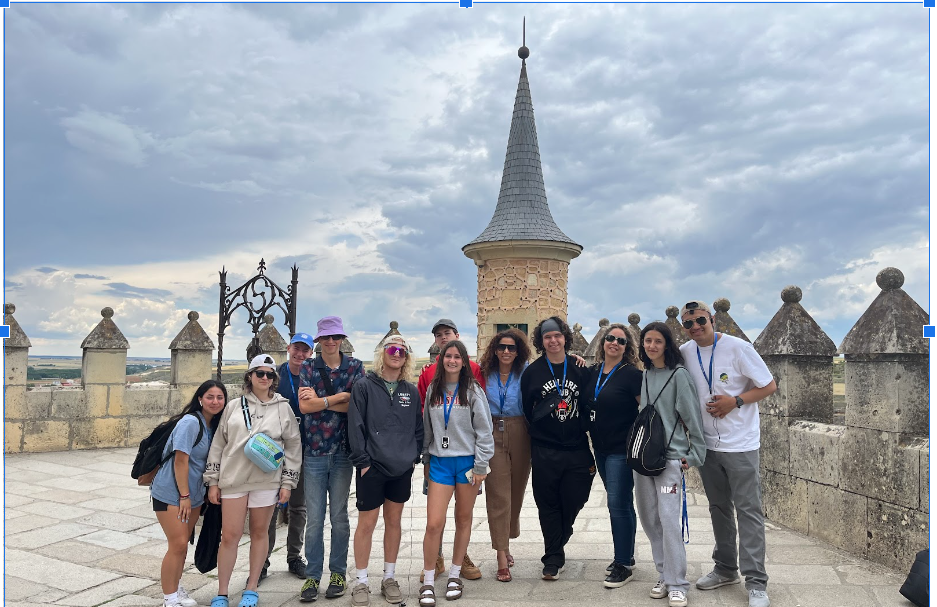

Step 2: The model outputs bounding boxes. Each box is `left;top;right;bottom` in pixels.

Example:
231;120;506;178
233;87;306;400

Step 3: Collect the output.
5;448;910;607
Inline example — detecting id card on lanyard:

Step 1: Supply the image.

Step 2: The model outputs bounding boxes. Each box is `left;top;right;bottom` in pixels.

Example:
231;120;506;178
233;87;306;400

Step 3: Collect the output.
497;373;512;432
442;382;459;449
696;334;719;398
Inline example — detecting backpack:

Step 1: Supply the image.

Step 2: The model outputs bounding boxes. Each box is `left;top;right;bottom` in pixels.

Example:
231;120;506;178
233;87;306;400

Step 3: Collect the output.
899;548;928;607
131;413;204;486
626;369;682;477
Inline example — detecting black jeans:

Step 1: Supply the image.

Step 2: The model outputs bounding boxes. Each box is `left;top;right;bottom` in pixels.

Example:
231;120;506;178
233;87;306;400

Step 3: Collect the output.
530;444;595;567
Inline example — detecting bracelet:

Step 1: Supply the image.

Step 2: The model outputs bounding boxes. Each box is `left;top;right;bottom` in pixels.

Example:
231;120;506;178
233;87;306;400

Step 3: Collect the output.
179;494;190;500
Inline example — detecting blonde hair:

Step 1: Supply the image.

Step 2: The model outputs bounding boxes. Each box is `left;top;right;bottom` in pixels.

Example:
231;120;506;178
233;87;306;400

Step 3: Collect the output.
372;336;414;383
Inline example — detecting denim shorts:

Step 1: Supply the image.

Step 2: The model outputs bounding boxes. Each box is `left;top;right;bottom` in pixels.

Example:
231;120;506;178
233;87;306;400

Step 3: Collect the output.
428;455;475;486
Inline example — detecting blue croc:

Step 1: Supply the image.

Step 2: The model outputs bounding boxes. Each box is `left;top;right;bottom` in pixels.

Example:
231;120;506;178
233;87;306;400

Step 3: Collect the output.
238;590;259;607
210;597;229;607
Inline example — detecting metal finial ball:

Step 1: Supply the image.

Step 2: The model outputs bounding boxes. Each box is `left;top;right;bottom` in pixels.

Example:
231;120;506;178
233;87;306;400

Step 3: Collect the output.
390;321;399;330
518;46;530;60
713;298;731;313
665;306;679;318
102;307;114;319
4;303;14;315
876;267;904;291
781;286;802;304
598;318;610;327
628;313;640;325
264;314;274;324
188;311;200;321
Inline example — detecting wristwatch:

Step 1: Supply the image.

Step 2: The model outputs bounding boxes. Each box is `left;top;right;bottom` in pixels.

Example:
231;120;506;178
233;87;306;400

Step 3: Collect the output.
735;395;744;408
324;397;330;410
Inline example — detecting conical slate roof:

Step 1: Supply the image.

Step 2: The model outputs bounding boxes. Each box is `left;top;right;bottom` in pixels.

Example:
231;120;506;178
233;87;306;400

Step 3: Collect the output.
465;50;580;249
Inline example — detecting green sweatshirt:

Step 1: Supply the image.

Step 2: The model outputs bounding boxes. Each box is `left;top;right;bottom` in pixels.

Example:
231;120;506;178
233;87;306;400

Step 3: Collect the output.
640;365;707;468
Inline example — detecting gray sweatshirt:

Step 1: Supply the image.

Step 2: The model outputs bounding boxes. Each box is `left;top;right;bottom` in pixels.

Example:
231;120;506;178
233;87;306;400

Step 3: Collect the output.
640;366;707;468
422;382;495;475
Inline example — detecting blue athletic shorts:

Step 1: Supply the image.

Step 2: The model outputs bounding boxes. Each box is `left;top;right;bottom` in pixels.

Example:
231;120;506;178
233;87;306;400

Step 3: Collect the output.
428;455;475;486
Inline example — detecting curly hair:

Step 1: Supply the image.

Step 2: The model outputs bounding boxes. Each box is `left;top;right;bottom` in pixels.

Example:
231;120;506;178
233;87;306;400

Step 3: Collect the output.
639;321;685;370
597;322;641;369
372;336;415;383
427;340;479;408
478;328;530;376
531;316;573;355
242;367;279;399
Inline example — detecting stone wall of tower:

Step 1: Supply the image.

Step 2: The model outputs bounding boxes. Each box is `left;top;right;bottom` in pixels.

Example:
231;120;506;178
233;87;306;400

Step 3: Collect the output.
475;258;569;357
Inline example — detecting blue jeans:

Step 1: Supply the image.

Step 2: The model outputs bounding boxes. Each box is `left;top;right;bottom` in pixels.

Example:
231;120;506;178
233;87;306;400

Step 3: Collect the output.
595;451;636;565
303;450;353;580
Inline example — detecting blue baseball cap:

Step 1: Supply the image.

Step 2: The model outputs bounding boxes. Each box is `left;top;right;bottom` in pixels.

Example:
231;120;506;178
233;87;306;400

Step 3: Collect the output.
290;333;315;348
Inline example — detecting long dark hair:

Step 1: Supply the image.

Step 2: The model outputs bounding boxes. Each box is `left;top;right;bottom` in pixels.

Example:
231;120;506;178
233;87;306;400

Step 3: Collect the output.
597;322;641;369
639;322;685;370
160;379;229;433
428;340;478;408
478;328;530;377
531;316;573;355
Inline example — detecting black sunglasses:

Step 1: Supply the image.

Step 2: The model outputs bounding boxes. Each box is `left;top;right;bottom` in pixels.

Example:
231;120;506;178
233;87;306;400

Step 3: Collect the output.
682;317;709;330
496;343;517;353
604;335;627;346
253;370;276;380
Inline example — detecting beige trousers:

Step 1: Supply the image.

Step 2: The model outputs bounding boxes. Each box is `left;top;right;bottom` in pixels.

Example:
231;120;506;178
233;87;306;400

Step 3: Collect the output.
485;416;532;550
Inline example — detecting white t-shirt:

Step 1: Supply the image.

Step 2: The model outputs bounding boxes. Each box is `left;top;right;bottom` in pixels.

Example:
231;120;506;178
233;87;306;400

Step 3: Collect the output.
680;334;774;453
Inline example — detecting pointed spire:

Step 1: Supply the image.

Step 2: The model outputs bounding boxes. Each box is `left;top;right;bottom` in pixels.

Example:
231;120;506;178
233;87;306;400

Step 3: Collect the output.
464;21;580;250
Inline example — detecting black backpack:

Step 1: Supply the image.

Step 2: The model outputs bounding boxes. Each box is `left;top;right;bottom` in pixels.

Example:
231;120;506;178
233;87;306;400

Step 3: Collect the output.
131;413;204;486
626;369;682;477
899;548;928;607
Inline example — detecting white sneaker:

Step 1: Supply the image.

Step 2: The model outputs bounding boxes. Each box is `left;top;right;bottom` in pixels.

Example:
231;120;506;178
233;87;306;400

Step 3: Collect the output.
749;589;770;607
176;587;198;607
163;599;183;607
650;580;667;599
696;570;741;590
668;589;688;607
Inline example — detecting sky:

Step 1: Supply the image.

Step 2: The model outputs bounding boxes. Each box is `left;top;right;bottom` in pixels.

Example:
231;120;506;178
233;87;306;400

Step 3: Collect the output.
4;3;929;360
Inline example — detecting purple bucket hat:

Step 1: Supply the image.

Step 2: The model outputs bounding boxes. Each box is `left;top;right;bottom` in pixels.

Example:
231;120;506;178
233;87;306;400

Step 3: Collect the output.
314;316;347;342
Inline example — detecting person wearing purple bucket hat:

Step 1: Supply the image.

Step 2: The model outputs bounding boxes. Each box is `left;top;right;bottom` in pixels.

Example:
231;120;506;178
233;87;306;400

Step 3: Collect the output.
295;316;365;602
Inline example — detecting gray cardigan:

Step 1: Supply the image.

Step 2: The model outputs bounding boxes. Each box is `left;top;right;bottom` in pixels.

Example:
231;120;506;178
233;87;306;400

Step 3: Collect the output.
422;382;495;475
640;366;707;468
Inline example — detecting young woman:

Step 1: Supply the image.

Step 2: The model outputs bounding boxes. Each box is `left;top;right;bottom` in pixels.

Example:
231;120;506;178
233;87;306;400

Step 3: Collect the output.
477;328;531;582
152;379;228;607
582;323;643;589
634;322;706;607
347;335;423;607
419;340;494;606
205;354;303;607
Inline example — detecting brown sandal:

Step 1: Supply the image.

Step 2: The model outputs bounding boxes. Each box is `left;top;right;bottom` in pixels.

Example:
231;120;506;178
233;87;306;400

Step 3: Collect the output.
497;568;512;582
419;584;436;607
506;553;515;568
445;578;463;601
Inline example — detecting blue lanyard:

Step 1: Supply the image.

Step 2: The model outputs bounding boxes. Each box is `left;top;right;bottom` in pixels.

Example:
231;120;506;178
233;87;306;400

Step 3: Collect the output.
549;358;568;399
443;382;459;431
287;371;299;401
593;361;622;401
695;334;719;395
497;372;513;415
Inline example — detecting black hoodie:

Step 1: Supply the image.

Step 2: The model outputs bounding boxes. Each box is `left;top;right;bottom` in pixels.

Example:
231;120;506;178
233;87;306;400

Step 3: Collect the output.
521;355;589;451
348;372;424;477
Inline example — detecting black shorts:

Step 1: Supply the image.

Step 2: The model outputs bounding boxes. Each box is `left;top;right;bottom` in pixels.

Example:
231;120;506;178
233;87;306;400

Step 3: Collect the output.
153;498;169;512
355;466;413;511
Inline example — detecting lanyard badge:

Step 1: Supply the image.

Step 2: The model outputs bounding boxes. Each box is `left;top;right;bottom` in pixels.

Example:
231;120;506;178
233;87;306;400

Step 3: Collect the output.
696;334;719;397
442;382;459;448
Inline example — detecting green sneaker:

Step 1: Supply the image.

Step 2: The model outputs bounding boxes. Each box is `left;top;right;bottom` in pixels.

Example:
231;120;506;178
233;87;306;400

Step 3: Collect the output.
325;573;347;599
300;578;319;602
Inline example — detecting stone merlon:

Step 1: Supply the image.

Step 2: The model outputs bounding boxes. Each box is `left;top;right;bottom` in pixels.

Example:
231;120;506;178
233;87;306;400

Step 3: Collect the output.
168;311;215;351
257;315;288;352
838;267;929;356
4;303;31;348
754;286;836;357
80;307;129;350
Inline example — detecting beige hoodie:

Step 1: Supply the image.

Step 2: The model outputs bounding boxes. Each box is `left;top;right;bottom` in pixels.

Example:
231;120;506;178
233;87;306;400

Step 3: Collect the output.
204;391;302;493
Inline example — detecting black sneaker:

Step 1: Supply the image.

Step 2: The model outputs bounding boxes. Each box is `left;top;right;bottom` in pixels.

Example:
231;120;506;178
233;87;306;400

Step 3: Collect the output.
301;578;319;602
607;558;636;573
603;564;633;589
542;564;560;580
289;558;308;579
325;573;347;598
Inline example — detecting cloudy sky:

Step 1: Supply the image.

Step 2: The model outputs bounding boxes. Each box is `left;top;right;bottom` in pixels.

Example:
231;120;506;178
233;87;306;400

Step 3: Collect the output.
4;3;929;360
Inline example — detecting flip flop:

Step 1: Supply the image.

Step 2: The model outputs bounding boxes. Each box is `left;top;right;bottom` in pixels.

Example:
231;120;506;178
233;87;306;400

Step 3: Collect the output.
496;568;512;582
238;590;259;607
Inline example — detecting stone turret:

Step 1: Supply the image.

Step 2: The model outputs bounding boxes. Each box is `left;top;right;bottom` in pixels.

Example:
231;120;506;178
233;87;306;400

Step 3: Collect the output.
627;313;641;346
463;29;581;358
664;307;688;347
256;315;288;365
569;323;588;356
77;308;130;449
375;321;402;357
583;318;610;365
713;298;750;342
169;311;215;387
4;304;30;452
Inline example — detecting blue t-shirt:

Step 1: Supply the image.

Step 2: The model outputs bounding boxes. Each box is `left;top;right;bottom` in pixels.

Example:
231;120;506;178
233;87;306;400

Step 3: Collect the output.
485;363;528;418
150;412;212;508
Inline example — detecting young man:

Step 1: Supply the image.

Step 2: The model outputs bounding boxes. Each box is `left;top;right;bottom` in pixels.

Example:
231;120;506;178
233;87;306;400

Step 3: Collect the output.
296;317;365;602
679;301;777;607
416;318;485;581
521;316;596;581
266;332;315;581
348;334;423;607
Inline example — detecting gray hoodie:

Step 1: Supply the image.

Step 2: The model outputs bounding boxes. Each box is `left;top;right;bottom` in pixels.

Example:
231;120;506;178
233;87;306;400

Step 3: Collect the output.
640;366;707;468
422;382;495;475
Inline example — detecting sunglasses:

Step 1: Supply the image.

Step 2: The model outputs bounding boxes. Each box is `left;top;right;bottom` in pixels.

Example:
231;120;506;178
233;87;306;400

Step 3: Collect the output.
496;343;517;353
604;335;627;346
320;335;344;342
682;317;709;329
253;370;276;380
385;345;407;357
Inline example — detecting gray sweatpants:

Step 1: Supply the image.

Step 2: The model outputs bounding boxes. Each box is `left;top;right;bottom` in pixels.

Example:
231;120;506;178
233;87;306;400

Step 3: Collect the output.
634;460;688;593
697;449;768;591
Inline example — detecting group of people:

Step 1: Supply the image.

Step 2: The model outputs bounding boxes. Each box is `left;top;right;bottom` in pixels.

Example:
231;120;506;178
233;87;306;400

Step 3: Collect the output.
150;302;777;607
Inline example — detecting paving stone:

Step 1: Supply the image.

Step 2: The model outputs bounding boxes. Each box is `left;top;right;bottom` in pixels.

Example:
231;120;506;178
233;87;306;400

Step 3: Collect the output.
5;514;60;534
89;485;153;501
35;477;110;492
5;576;55;601
78;529;151;550
96;553;165;579
53;576;153;606
6;522;98;549
36;539;117;564
6;493;35;507
42;490;107;506
6;480;54;496
835;563;904;586
5;549;120;592
131;522;169;539
87;595;161;606
75;496;143;513
10;459;92;478
763;563;842;585
15;502;96;520
75;511;153;532
6;509;29;520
